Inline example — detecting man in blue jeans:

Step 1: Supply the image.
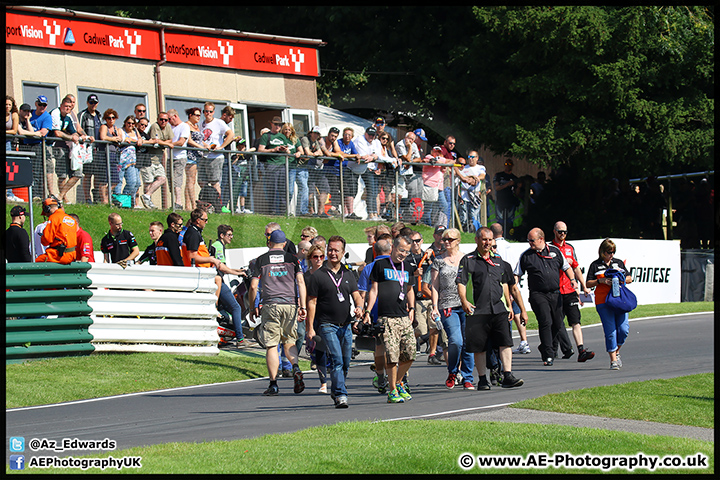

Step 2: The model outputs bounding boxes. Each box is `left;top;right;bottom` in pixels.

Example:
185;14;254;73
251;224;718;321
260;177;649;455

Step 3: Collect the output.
306;235;363;408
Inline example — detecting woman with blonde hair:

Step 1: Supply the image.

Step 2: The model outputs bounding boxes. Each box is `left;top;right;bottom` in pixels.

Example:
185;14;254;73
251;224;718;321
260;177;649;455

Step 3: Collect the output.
430;227;475;389
586;238;633;370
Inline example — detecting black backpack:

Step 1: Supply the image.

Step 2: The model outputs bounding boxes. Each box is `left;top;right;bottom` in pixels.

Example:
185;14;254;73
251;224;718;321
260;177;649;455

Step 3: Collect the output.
197;184;223;213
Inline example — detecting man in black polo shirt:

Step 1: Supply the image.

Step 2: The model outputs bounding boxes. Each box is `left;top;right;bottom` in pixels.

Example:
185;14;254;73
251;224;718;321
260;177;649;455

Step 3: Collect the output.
306;235;363;408
100;213;139;267
364;235;417;403
457;227;523;390
514;227;577;366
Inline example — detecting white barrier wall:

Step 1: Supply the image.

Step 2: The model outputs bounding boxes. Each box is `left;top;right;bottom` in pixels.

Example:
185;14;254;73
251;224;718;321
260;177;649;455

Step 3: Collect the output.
87;264;221;355
226;238;681;311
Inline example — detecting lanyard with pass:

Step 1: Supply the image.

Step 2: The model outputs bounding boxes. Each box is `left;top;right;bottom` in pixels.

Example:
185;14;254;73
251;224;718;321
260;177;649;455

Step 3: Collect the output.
327;269;345;302
390;260;406;301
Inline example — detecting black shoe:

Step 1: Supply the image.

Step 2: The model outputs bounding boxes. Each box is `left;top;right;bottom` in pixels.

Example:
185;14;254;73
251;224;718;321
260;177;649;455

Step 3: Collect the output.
578;348;595;362
263;384;279;396
477;377;491;391
544;357;554;366
562;349;575;359
293;369;305;394
281;369;293;378
501;373;524;388
427;354;443;365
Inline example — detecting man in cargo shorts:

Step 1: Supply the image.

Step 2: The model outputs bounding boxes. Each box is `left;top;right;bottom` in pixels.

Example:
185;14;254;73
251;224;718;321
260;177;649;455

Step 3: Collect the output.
364;235;417;403
248;229;308;397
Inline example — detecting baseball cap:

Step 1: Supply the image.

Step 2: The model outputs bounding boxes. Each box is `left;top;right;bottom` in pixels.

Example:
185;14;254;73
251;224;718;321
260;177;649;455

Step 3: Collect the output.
366;126;377;136
10;205;27;217
309;126;321;135
36;95;48;105
374;116;385;126
432;145;443;151
19;103;32;112
414;128;427;141
434;225;446;235
87;94;99;104
269;230;287;244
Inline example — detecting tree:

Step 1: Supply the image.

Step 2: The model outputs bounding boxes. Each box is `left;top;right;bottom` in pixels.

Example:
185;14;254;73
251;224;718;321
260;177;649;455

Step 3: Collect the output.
436;6;714;180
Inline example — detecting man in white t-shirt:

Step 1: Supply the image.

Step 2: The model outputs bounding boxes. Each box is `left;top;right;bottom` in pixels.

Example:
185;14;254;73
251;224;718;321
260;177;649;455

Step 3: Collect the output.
168;109;190;210
200;102;233;200
455;150;486;232
352;126;382;220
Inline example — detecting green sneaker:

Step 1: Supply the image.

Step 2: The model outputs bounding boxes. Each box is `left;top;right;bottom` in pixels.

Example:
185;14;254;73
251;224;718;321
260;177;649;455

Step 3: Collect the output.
387;389;405;403
372;375;380;389
395;382;412;401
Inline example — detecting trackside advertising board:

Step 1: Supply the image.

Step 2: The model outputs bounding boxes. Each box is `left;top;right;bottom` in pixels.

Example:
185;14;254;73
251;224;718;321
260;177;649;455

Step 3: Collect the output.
163;32;320;77
223;238;680;310
6;11;161;60
6;11;320;77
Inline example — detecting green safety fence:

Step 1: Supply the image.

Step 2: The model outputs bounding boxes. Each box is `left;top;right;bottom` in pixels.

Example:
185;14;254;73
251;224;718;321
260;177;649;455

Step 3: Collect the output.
5;263;94;364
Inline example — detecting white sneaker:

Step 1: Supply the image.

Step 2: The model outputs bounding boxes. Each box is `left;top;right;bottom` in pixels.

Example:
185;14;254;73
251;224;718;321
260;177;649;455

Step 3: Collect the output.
242;207;253;214
514;341;531;354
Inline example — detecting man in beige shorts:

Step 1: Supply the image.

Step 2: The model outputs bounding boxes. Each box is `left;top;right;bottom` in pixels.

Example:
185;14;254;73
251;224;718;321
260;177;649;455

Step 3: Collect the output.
248;229;308;396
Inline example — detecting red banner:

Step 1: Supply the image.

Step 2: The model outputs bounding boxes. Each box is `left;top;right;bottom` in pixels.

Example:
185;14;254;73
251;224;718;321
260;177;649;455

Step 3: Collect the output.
163;32;319;77
5;12;161;60
6;11;320;77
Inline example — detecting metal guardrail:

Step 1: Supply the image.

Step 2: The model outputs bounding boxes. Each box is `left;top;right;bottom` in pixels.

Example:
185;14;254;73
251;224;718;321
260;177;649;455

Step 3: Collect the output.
5;263;95;364
7;133;488;230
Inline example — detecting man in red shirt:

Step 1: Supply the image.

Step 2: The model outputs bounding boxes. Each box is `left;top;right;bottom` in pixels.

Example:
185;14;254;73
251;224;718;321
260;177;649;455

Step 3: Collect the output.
550;221;595;362
69;213;94;262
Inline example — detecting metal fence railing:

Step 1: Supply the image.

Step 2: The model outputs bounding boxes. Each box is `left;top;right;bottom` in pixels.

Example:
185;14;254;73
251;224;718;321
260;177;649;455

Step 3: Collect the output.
7;133;489;230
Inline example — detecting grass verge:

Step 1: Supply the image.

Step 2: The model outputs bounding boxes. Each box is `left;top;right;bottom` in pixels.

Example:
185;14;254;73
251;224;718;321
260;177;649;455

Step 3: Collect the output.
10;420;713;474
5;350;308;409
512;373;714;428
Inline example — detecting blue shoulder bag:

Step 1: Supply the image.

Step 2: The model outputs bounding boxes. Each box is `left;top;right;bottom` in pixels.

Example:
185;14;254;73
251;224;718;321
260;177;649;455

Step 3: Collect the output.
604;268;637;313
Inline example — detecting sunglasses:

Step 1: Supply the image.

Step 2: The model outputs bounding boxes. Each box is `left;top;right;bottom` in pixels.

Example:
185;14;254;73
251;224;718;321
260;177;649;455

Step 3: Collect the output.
556;230;567;234
135;109;146;113
412;238;422;243
442;237;458;242
491;245;497;249
158;118;169;122
310;255;324;259
203;110;214;114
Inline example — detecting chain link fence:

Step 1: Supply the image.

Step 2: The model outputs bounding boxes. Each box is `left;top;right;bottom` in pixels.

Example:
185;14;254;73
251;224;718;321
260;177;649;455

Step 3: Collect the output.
7;134;490;230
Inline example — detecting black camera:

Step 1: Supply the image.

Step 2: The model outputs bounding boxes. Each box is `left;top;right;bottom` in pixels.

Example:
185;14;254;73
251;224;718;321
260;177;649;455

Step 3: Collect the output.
355;321;385;338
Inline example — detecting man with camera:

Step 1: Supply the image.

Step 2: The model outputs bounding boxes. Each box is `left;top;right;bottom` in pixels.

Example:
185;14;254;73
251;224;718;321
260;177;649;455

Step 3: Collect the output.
364;235;417;403
306;235;363;408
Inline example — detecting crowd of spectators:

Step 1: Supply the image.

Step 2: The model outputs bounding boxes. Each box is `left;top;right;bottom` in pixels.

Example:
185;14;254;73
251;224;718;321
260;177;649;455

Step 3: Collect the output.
6;93;714;248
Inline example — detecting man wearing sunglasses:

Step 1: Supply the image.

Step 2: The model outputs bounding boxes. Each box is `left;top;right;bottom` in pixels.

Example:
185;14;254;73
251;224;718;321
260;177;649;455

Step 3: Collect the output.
550;221;595;363
514;227;578;366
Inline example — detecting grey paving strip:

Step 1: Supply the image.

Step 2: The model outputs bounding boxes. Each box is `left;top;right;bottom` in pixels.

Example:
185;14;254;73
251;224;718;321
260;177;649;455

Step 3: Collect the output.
441;407;714;442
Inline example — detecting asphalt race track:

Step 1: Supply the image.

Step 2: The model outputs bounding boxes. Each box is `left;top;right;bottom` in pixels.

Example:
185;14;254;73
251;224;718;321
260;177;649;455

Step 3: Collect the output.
5;313;714;457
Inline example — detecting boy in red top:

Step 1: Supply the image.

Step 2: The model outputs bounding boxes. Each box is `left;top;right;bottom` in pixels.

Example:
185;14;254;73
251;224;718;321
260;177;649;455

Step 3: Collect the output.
69;213;95;262
550;221;594;362
35;197;77;264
